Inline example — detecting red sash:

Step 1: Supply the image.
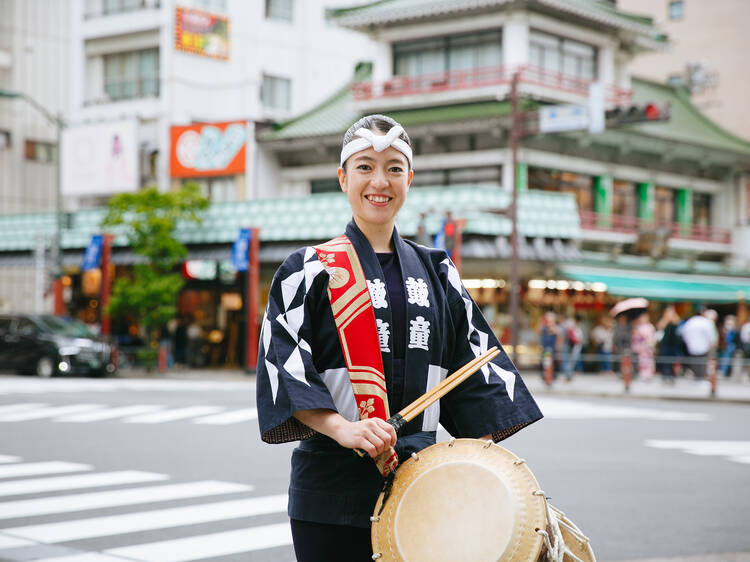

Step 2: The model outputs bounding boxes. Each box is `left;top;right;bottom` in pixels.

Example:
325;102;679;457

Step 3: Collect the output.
314;235;399;476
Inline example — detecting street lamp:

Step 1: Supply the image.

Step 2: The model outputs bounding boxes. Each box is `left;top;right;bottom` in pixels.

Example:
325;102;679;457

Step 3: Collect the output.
0;89;66;314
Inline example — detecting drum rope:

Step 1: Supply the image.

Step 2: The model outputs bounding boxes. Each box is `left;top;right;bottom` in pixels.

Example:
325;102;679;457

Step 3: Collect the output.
540;501;588;562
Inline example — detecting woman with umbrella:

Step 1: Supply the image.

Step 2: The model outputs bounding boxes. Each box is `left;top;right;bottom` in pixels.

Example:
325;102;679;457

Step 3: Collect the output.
611;298;648;378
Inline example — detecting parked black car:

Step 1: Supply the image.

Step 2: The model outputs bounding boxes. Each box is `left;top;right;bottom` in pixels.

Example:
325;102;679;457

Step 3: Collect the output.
0;314;117;377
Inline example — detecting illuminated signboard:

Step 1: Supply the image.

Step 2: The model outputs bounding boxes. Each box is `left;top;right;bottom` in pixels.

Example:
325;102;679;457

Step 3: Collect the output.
175;6;229;60
170;121;247;177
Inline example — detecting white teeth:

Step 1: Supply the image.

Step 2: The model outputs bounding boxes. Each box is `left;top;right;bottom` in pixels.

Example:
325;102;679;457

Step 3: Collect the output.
367;195;390;203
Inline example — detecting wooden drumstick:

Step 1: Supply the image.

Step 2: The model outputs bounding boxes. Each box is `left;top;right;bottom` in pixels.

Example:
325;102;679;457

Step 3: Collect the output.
390;347;500;430
355;347;500;457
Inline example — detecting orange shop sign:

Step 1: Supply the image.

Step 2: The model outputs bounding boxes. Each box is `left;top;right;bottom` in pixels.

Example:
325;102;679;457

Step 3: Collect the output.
170;121;247;178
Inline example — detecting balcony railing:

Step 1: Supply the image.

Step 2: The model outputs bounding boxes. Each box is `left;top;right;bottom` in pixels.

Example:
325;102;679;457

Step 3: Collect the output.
84;0;160;19
85;77;160;105
352;64;632;106
579;210;731;245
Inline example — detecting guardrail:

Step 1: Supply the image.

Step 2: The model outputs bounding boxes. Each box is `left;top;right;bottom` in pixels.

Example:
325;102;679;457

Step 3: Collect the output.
352;64;632;106
579;211;732;244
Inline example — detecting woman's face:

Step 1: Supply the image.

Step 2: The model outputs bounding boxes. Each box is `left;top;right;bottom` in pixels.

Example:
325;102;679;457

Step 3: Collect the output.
338;143;413;232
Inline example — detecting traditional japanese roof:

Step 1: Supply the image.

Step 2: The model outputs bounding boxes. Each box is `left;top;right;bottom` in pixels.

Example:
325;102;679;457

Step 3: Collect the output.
330;0;665;45
0;186;579;256
261;66;750;162
629;78;750;156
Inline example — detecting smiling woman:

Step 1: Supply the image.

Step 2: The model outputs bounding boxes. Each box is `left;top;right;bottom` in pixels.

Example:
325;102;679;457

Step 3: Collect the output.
256;114;542;562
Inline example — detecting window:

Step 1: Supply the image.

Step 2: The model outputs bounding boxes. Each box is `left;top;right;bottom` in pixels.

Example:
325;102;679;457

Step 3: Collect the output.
693;192;711;226
311;179;340;194
261;74;291;111
668;0;684;20
190;178;236;202
24;140;57;163
612;181;636;217
530;31;596;81
266;0;293;21
411;167;501;188
104;48;159;102
394;30;502;77
655;186;674;225
86;0;160;17
528;168;593;212
0;130;10;150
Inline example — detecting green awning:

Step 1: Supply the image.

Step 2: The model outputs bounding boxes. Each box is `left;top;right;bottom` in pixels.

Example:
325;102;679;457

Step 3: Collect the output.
559;265;750;303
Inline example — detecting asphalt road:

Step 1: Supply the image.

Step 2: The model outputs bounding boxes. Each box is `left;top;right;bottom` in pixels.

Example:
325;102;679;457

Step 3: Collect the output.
0;374;748;562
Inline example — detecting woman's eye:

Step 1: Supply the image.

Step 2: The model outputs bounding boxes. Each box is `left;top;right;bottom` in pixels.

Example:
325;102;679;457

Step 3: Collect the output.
357;164;371;171
389;167;404;173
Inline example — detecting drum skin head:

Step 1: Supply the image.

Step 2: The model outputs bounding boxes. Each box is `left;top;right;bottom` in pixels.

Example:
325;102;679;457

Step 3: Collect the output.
371;439;546;562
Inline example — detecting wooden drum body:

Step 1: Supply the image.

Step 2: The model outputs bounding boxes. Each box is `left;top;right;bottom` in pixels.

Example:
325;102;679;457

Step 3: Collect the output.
371;438;548;562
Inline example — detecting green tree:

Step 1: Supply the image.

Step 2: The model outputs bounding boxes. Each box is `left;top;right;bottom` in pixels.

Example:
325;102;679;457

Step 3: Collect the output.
101;183;209;362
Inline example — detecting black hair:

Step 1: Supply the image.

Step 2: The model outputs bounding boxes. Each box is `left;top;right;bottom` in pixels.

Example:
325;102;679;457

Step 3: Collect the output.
341;114;411;171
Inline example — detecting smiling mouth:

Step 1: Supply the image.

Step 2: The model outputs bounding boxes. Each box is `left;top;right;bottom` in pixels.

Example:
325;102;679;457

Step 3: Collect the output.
365;195;392;204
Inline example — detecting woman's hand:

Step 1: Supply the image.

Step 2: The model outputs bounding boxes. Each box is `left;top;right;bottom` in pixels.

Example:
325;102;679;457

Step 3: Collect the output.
293;409;397;459
332;417;397;459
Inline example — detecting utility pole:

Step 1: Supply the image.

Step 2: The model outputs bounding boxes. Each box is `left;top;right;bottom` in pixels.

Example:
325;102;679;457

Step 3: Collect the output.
509;71;521;366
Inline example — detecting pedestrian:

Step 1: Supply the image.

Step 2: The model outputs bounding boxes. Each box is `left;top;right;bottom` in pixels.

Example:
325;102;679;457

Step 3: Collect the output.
718;315;737;377
613;313;631;377
679;309;718;379
538;311;559;379
186;316;202;367
256;114;543;562
656;305;681;382
631;311;656;380
416;211;431;247
561;314;583;381
591;315;614;374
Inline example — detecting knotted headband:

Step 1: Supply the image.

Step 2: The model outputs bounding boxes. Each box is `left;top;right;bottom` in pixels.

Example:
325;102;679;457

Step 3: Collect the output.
340;126;413;169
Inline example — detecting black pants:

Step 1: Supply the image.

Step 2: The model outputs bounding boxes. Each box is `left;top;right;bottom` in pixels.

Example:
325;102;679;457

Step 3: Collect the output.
290;519;372;562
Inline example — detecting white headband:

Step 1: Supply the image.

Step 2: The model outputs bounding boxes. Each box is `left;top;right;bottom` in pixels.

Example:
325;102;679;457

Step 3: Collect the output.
339;126;413;169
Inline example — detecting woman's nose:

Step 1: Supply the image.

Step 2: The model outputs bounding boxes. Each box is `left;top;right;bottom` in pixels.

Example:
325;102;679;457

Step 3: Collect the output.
370;169;388;188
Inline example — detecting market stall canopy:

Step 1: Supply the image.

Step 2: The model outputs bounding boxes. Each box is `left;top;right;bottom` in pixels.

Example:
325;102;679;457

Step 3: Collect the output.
559;265;750;303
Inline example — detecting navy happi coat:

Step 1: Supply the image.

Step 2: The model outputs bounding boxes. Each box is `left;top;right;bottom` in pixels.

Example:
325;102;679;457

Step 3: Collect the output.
256;220;542;527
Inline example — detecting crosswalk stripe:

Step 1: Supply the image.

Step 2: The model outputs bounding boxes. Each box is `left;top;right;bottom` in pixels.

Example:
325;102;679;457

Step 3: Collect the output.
0;404;105;422
0;403;49;414
104;522;293;562
0;533;37;548
56;405;165;423
6;494;288;543
123;406;224;424
646;440;750;465
0;455;21;464
30;554;132;562
0;471;168;498
0;480;253;520
193;407;258;425
0;462;91;480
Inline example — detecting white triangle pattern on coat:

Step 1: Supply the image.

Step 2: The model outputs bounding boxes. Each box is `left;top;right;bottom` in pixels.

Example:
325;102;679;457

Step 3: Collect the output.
442;258;498;387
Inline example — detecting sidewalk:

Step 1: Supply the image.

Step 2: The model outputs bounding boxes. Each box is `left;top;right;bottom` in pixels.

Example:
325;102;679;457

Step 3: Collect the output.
116;366;750;404
523;371;750;404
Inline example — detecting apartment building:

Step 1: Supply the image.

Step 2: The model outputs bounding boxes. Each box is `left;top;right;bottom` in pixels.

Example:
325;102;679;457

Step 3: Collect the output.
618;0;750;141
0;0;375;315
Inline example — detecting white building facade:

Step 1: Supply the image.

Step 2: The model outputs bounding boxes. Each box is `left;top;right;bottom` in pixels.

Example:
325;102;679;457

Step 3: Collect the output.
0;0;375;314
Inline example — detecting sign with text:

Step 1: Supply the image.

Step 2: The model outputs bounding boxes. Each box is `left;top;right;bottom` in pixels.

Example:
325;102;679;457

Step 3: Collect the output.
232;228;251;272
175;6;229;60
81;235;103;272
62;120;138;195
170;121;247;177
539;104;589;133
